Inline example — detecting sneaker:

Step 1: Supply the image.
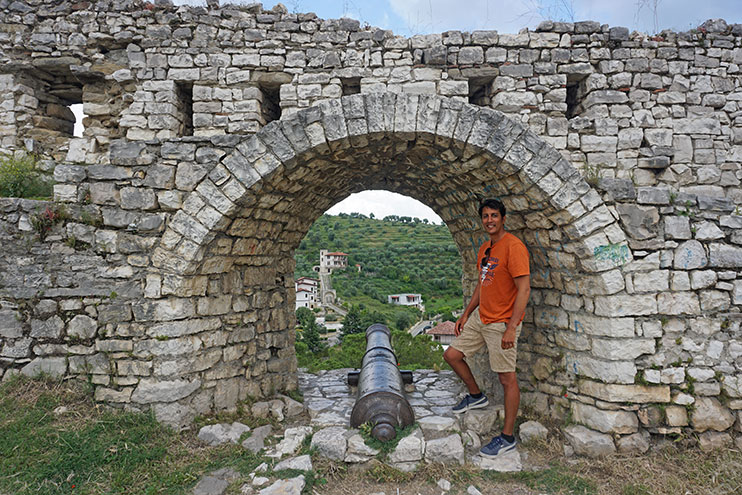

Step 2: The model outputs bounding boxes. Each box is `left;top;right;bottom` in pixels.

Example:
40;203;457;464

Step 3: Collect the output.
451;394;489;414
480;435;517;458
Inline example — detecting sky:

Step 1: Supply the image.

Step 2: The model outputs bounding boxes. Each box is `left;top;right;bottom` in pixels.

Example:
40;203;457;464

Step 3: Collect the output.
167;1;741;222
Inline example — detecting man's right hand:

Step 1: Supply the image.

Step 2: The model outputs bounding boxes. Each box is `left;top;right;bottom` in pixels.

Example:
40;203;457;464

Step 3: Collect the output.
454;314;468;336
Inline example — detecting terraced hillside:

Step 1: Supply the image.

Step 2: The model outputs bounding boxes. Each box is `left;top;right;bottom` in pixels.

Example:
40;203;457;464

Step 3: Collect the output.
294;213;464;318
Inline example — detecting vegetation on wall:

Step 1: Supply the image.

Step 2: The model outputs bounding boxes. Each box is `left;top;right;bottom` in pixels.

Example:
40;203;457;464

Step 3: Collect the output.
294;213;465;318
0;152;53;199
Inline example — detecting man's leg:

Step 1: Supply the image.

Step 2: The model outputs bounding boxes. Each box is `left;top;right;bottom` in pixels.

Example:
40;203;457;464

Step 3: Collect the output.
498;371;520;436
443;347;481;395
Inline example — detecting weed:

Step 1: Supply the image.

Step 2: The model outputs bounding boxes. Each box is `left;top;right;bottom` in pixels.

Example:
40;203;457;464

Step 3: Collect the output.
79;209;103;227
635;370;649;386
358;422;417;460
286;388;304;403
582;162;602;187
623;482;652;495
484;464;596;494
364;462;413;483
30;204;69;240
0;152;53;199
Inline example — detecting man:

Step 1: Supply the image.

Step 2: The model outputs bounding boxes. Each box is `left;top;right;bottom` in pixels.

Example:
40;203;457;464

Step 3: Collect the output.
443;198;531;458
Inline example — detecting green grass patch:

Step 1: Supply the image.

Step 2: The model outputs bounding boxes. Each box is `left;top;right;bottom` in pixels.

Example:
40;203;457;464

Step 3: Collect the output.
358;422;418;460
482;465;596;494
0;376;262;495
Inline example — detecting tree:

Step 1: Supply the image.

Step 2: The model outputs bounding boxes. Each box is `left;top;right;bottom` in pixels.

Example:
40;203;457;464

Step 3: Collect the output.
341;304;364;337
296;307;325;353
394;311;415;331
296;307;314;328
300;318;325;353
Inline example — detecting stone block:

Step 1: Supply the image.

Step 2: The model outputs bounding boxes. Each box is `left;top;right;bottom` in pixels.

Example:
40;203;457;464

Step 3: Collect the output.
458;46;484;64
665;216;691;240
426;434;465;464
0;337;32;358
30;315;64;338
656;292;701;315
692;397;735;432
568;354;636;384
67;315;98;339
388;427;424;463
571;402;638;434
310;426;348;461
674;240;708;269
591;338;655;360
562;425;616;457
21;357;67;378
131;378;201;404
578;380;670;403
0;310;23;338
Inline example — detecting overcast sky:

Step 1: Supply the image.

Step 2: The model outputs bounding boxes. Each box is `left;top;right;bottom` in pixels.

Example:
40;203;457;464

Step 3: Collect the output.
170;0;741;223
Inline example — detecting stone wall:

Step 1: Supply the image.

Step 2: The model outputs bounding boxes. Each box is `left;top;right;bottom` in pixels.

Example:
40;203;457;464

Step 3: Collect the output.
0;0;741;450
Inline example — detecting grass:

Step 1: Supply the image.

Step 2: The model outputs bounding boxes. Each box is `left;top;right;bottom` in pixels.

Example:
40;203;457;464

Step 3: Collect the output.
3;377;742;495
0;376;263;495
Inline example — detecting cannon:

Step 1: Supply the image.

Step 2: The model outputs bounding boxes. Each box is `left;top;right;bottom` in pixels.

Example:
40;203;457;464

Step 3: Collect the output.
347;324;415;441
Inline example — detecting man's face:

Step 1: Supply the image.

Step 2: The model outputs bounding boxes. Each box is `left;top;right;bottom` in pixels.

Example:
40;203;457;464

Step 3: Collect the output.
481;206;505;237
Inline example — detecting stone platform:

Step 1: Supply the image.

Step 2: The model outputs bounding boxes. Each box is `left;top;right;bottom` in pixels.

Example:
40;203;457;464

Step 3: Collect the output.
296;368;520;472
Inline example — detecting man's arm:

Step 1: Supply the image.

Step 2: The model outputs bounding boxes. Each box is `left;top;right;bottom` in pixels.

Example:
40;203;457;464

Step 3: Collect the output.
501;274;530;349
454;280;481;336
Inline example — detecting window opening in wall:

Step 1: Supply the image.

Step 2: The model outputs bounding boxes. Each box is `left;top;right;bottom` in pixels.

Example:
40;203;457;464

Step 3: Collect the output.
175;82;194;136
70;103;84;137
468;77;495;107
259;83;281;124
341;77;361;96
43;80;82;137
565;75;587;119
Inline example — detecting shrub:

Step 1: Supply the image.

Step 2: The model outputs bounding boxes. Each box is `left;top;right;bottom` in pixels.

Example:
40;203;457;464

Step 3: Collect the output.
0;153;53;199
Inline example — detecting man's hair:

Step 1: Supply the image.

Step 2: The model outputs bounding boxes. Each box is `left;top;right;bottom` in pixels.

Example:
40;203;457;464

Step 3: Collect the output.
479;198;506;217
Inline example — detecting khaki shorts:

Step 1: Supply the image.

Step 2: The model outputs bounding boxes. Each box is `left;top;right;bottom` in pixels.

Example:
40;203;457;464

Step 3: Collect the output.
451;308;521;373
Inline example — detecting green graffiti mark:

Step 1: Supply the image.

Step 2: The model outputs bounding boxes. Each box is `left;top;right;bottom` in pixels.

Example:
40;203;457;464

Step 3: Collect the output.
593;243;630;264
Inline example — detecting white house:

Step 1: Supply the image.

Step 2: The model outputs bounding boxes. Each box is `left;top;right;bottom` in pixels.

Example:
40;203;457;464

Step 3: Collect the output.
295;276;319;310
314;249;348;272
388;293;422;307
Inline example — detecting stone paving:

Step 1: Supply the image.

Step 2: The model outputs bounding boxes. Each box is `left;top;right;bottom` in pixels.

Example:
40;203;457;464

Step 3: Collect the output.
301;368;476;426
192;369;525;495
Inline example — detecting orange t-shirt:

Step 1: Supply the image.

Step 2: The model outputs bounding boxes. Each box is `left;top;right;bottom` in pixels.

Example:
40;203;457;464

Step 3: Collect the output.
477;232;530;324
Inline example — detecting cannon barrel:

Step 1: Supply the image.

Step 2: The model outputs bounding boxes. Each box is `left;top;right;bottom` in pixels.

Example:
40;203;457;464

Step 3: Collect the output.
348;324;415;441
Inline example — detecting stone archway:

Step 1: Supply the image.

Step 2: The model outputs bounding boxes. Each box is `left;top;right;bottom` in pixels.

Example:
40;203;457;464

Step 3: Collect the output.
143;93;634;426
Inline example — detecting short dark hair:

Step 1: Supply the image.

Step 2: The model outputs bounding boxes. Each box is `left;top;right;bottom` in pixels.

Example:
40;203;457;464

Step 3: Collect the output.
479;198;506;217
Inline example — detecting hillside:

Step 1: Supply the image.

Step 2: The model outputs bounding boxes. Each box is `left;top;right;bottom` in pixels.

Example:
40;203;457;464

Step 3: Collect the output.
294;213;464;318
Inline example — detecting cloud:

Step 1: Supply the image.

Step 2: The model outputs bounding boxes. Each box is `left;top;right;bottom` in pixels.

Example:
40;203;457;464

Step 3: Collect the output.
326;190;443;224
386;0;552;34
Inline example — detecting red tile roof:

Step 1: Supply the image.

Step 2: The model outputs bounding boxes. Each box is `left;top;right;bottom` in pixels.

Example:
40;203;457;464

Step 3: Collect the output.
426;321;456;336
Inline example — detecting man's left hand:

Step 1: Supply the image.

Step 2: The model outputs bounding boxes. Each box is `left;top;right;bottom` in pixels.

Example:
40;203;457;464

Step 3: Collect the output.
501;327;516;349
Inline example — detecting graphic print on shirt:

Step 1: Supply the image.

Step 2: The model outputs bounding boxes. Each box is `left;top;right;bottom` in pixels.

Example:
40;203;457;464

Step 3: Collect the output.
480;255;499;285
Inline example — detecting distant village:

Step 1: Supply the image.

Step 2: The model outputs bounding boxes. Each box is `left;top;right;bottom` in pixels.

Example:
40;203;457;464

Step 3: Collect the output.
295;249;452;345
